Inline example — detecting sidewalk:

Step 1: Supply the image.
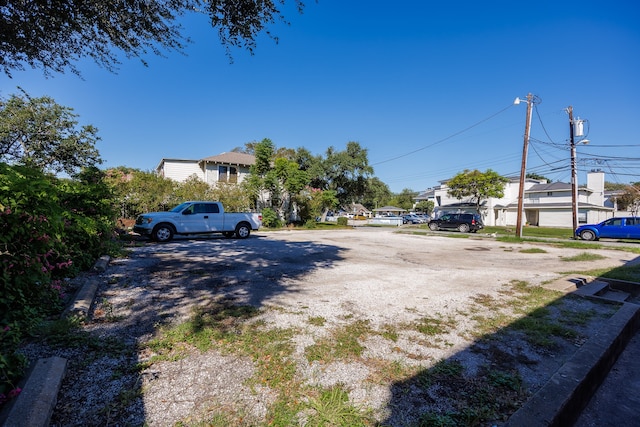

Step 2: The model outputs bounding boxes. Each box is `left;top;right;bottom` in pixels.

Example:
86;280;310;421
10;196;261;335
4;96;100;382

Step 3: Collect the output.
574;328;640;426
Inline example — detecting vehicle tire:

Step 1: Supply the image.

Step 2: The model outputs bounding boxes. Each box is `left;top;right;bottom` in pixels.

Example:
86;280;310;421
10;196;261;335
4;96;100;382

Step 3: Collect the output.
428;222;439;231
458;223;470;233
235;222;251;239
222;231;234;238
152;224;175;242
580;229;597;241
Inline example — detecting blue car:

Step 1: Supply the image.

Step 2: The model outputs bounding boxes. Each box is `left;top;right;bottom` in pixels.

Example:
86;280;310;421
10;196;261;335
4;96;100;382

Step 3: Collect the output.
575;217;640;241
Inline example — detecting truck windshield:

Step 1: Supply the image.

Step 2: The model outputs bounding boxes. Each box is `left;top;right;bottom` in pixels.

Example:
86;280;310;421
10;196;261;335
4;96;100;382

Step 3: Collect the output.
170;202;191;213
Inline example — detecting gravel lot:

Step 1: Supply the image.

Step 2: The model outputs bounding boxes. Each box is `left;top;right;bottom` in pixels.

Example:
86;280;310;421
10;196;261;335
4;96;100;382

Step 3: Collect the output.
22;227;639;426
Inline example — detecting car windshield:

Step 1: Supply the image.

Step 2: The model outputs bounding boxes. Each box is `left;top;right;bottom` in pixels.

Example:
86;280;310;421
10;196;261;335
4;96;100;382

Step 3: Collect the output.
170;202;192;213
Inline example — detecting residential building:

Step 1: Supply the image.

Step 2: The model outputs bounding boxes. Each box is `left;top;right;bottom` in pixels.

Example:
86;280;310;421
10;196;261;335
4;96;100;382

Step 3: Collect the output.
156;152;255;185
414;170;614;228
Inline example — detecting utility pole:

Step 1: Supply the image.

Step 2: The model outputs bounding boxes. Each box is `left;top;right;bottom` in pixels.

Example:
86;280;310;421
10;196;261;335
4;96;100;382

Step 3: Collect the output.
516;93;534;238
568;106;579;235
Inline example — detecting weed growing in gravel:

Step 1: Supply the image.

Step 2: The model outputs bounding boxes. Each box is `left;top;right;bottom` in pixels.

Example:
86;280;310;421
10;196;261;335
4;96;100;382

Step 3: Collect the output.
304;384;375;427
468;280;604;350
519;247;547;253
414;314;457;336
411;359;525;426
307;316;326;326
305;320;371;363
560;252;606;262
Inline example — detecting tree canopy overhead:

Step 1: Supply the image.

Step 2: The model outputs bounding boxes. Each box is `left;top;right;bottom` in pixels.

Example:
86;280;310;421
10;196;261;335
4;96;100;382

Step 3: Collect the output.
1;0;306;76
0;91;102;175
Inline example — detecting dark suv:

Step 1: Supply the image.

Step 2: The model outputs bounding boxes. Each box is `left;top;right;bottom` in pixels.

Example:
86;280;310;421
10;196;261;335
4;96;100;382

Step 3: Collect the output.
428;213;483;233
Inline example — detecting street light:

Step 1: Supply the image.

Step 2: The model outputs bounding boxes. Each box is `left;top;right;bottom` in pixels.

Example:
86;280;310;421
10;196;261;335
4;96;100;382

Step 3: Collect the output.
514;94;539;238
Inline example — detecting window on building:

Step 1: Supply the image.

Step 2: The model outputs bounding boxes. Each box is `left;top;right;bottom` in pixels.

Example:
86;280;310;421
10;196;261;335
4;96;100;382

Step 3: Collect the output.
229;167;238;183
218;166;228;182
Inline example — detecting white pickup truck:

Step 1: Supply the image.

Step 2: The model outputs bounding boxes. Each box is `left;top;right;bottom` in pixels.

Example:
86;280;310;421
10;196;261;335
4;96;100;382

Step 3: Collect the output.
133;201;262;242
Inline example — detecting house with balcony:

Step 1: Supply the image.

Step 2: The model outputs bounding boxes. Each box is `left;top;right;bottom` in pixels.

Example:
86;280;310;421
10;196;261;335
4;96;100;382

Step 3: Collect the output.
414;170;614;228
156;152;255;185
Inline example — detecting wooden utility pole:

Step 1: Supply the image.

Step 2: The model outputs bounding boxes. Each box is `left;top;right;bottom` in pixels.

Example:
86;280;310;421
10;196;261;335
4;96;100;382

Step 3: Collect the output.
568;106;579;235
516;93;534;238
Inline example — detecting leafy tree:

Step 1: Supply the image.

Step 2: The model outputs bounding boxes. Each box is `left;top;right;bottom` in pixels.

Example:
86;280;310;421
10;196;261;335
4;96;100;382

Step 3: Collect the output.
303;187;338;222
210;182;252;212
447;169;509;213
0;91;101;175
361;177;392;211
173;174;215;202
320;142;373;206
614;184;640;215
1;0;306;76
388;188;417;211
414;200;434;215
244;138;276;208
526;172;550;182
104;168;174;217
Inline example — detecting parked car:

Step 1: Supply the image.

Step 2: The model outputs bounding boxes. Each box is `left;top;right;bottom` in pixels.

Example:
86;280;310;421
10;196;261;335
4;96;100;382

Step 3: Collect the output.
134;201;262;242
428;213;483;233
575;217;640;241
402;214;425;224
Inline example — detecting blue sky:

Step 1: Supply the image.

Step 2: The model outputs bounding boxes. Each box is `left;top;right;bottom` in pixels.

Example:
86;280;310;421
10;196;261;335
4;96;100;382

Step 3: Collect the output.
1;1;639;193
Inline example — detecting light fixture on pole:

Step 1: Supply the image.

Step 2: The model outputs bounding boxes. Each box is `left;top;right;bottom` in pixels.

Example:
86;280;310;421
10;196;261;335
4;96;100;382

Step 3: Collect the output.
514;94;538;238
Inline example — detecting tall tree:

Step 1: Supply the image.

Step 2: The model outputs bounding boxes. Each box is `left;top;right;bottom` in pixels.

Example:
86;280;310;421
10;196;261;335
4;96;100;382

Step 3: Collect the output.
1;0;306;76
447;169;509;213
0;91;101;175
322;141;373;206
361;177;392;210
615;183;640;215
388;188;418;211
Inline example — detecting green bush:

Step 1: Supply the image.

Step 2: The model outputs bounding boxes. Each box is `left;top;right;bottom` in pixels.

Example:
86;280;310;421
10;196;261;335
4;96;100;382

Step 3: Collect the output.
0;164;116;399
261;208;282;228
337;216;348;226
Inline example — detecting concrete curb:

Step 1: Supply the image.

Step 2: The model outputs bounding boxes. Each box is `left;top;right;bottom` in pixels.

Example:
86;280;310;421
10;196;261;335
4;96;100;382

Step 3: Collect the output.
1;256;108;427
504;302;640;427
1;357;67;427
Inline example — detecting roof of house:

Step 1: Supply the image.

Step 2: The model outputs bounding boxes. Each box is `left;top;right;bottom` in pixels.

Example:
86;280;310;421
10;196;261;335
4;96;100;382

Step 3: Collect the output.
199;152;255;166
526;182;591;193
373;206;406;212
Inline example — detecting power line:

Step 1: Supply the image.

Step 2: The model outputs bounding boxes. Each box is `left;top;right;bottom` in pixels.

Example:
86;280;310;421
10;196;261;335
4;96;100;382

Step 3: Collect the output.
371;102;517;166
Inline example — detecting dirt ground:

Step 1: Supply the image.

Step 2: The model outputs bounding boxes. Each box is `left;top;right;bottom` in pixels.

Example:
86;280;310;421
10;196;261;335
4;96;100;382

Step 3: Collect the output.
26;227;640;426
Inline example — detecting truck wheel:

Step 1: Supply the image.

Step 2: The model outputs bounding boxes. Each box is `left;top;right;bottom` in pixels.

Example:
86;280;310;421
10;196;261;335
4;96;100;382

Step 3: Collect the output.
152;224;175;242
235;222;251;239
222;231;234;238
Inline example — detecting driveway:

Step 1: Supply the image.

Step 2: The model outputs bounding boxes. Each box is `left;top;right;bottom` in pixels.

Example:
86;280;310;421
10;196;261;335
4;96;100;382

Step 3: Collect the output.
40;228;638;426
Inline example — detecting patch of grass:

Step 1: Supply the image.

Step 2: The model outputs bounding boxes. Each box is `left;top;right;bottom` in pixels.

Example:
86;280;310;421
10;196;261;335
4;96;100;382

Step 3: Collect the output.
308;316;326;327
304;384;375;427
414;315;457;336
305;320;372;363
561;252;607;262
379;323;399;342
519;247;547;253
414;360;525;427
571;263;640;282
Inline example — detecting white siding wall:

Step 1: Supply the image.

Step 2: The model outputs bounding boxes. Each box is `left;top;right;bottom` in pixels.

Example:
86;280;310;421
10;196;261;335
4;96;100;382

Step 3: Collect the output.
162;161;203;182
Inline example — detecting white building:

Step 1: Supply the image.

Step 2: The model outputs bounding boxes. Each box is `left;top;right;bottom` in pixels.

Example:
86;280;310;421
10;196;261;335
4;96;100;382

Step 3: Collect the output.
156;152;255;185
414;170;614;228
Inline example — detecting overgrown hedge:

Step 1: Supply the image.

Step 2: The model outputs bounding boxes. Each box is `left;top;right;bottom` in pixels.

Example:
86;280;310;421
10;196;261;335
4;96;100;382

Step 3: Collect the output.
0;164;115;401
